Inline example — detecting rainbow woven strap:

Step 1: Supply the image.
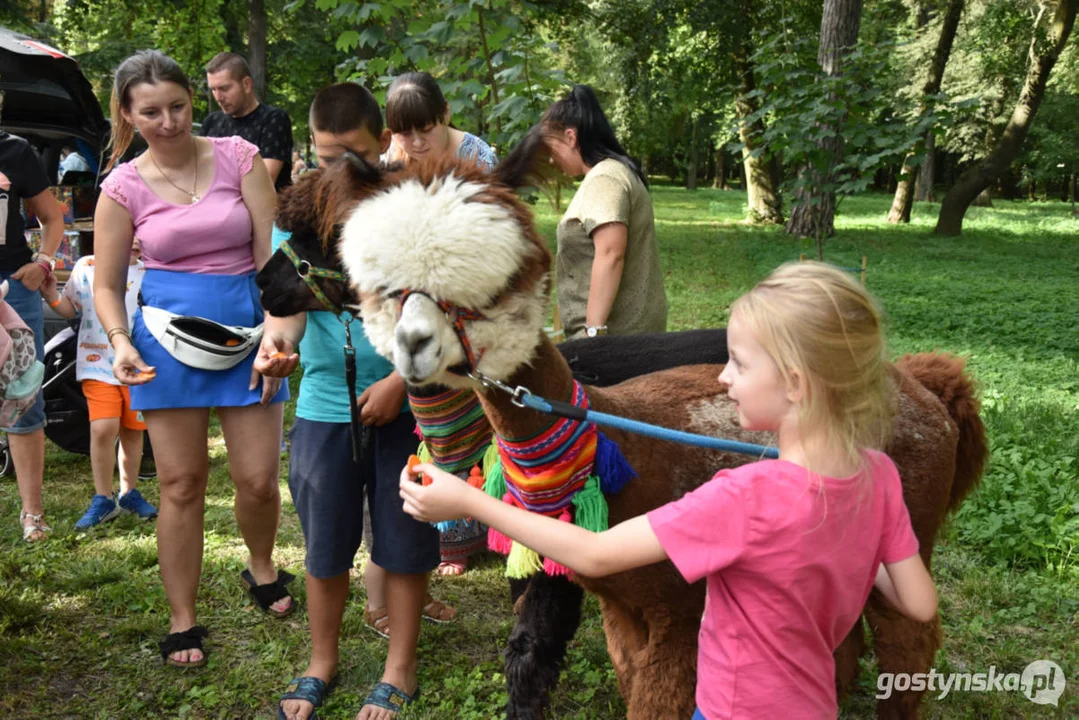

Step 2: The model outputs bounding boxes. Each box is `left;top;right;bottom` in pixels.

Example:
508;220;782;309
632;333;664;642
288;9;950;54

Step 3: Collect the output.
411;387;496;532
481;380;637;578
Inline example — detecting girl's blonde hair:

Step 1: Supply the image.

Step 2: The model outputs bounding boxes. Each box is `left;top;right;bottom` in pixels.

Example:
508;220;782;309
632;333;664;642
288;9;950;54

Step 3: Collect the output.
731;261;893;469
105;50;191;172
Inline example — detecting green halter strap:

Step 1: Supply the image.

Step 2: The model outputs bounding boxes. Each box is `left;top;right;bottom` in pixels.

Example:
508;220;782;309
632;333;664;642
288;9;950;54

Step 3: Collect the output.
279;239;349;314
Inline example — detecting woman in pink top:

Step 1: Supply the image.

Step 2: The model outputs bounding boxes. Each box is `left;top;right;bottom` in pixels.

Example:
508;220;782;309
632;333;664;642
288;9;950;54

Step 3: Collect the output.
400;262;939;719
93;51;293;669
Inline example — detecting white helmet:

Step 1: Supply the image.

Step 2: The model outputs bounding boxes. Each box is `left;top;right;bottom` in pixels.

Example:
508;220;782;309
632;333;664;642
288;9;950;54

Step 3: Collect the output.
141;306;263;371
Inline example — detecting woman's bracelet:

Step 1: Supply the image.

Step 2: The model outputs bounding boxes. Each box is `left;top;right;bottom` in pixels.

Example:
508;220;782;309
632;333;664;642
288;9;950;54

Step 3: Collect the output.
47;296;63;309
107;327;132;345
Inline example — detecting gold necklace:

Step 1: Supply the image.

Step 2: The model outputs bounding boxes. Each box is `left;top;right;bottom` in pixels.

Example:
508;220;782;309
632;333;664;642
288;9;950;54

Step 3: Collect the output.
148;138;200;204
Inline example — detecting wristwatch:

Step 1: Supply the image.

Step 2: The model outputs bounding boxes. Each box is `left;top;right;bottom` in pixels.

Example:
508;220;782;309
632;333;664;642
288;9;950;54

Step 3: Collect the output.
33;253;56;271
585;325;608;338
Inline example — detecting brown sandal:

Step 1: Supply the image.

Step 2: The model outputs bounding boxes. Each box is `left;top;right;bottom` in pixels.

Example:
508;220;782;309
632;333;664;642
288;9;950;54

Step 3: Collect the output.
365;606;391;639
422;593;457;623
364;594;456;639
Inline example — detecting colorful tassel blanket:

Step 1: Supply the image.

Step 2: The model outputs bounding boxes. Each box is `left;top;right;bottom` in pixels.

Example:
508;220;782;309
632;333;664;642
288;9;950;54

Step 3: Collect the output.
481;380;636;578
411;387;496;533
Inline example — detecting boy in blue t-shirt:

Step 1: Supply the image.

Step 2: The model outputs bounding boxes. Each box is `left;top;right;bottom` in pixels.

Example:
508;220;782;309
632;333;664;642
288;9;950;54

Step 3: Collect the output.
255;83;438;720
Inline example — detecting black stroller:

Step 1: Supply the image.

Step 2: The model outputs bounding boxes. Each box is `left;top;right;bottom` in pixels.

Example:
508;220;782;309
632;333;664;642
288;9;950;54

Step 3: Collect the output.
0;322;155;478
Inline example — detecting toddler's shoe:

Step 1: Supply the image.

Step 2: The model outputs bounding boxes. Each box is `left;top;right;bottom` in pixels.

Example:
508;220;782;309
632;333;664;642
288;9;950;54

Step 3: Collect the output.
118;489;159;520
75;494;122;530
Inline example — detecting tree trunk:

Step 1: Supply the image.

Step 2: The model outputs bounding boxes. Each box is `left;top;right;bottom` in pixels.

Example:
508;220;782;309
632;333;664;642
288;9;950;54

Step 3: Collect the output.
687;117;700;190
888;0;964;223
221;1;245;56
713;144;729;189
1070;172;1076;216
247;0;267;99
734;51;783;223
936;0;1076;235
476;8;504;137
914;130;935;201
787;0;863;239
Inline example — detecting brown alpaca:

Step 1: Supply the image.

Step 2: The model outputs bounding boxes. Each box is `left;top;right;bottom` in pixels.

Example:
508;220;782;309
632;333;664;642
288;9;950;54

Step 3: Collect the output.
310;149;987;718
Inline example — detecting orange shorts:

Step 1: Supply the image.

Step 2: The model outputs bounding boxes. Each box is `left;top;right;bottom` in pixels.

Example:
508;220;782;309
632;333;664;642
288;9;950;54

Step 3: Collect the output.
82;380;147;430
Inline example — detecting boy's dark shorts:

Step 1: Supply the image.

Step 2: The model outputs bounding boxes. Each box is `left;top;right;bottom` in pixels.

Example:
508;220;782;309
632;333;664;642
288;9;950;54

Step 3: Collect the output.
287;414;440;579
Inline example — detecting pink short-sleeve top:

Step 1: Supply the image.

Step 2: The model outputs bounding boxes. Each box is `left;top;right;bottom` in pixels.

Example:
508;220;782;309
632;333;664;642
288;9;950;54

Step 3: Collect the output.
648;451;920;719
101;136;259;275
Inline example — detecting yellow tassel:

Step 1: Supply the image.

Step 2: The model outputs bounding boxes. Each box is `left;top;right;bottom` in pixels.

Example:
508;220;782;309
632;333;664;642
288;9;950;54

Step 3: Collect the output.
417;442;432;464
482;442;500;474
505;541;543;579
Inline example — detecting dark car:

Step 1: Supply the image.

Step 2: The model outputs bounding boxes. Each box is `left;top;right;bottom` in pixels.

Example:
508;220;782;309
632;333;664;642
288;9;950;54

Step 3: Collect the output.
0;26;110;184
0;28;155;477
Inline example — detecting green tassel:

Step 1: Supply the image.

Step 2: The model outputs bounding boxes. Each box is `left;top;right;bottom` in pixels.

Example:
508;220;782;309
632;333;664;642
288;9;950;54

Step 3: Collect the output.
482;442;500;475
571;475;609;533
417;442;432;464
505;541;543;578
483;458;506;500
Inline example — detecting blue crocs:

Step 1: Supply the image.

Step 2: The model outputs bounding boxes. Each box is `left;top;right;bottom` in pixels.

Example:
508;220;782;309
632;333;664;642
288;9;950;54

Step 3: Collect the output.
361;681;420;716
119;489;159;520
277;676;336;720
75;494;122;530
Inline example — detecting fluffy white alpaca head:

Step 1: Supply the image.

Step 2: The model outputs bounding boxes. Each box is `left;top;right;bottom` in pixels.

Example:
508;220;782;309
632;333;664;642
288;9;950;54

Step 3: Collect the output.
339;164;551;388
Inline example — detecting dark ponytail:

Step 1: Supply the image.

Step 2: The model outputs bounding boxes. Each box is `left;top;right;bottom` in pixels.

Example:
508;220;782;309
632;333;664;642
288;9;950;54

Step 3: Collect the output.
542;85;646;186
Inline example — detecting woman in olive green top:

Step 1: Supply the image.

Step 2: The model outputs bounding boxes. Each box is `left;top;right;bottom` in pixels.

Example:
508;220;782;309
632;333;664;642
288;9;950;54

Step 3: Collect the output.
540;85;667;340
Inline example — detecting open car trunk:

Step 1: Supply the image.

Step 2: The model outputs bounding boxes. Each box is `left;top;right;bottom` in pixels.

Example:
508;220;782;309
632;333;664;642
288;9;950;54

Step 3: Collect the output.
0;26;109;185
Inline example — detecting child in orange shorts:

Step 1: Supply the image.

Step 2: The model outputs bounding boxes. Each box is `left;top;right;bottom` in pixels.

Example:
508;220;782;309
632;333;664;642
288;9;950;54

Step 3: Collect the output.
41;239;158;529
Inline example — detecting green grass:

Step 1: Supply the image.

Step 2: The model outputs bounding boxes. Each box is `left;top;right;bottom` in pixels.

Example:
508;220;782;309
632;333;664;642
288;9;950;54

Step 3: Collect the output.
2;188;1077;718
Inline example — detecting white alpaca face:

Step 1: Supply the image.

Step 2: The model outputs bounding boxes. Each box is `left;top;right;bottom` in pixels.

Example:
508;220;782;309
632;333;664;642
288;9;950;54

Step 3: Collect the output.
341;171;550;388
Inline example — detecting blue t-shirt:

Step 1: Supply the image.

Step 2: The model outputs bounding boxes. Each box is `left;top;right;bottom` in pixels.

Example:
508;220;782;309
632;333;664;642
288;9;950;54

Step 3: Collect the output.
271;226;408;423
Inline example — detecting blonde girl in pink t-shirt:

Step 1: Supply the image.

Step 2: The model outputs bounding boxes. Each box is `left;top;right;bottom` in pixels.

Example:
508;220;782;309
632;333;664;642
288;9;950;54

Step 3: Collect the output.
400;262;938;719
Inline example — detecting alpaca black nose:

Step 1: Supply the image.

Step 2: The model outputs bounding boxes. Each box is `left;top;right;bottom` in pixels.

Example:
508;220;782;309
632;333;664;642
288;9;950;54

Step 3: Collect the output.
397;326;434;358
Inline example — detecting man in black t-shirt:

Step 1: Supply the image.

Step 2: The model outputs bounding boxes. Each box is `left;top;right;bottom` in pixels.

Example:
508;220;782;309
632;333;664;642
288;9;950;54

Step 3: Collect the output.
202;52;293;191
0;130;66;542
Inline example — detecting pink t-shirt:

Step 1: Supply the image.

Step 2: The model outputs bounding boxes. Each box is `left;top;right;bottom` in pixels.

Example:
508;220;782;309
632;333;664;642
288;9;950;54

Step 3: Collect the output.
101;136;258;275
647;450;919;720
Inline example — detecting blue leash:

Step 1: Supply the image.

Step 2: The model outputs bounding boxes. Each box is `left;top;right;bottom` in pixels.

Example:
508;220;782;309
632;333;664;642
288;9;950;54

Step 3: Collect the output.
470;373;780;460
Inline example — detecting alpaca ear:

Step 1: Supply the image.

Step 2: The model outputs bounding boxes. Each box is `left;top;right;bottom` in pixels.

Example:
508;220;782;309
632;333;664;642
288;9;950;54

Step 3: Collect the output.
313;153;385;242
495;125;561;196
340;151;383;187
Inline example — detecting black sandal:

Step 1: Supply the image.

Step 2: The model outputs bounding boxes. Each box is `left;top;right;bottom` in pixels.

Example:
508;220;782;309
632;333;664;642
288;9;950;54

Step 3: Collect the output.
159;625;209;667
241;568;296;618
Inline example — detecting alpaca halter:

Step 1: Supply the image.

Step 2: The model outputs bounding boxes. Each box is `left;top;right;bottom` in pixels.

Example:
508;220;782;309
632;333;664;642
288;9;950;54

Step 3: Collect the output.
388;288;486;374
278;240;349;314
480;379;637;578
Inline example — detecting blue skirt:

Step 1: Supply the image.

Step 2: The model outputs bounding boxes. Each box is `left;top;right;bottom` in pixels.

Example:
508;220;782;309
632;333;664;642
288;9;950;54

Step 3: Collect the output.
130;269;289;411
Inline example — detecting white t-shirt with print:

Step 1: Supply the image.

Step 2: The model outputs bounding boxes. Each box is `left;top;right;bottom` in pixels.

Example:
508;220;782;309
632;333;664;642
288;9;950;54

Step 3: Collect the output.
62;256;145;383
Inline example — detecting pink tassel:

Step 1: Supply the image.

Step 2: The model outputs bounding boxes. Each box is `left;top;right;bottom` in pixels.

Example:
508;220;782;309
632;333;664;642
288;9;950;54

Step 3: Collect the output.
543;557;573;578
542;510;574;576
488;527;513;555
488;493;520;554
413;423;424;439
